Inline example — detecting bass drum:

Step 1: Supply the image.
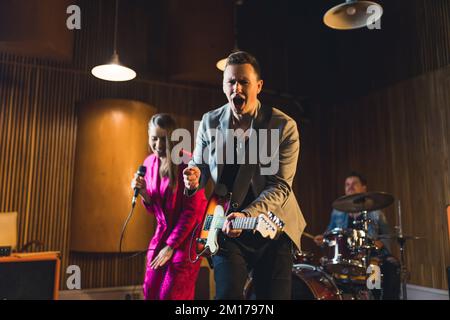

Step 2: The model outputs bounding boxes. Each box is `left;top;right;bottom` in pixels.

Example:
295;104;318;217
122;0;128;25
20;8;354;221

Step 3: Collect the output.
244;264;343;300
291;264;343;300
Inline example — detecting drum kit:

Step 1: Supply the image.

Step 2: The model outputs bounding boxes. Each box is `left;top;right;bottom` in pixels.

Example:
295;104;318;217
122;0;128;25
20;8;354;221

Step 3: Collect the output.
245;191;423;300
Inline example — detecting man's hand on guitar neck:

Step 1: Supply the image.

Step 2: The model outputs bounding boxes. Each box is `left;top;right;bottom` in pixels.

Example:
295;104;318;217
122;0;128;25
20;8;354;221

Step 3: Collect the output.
223;212;247;238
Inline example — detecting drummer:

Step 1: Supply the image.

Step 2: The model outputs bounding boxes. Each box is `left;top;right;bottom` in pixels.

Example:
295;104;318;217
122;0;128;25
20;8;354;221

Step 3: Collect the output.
313;172;400;300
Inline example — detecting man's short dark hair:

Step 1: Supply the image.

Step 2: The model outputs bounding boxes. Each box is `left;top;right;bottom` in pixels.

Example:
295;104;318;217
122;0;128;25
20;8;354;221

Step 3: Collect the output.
346;171;367;186
225;51;262;79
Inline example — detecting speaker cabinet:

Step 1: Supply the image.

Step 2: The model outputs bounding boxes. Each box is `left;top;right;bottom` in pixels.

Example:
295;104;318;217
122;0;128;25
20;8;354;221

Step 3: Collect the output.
0;252;60;300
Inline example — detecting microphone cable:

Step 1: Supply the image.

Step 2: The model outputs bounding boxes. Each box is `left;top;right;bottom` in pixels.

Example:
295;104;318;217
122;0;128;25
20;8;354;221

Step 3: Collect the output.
119;165;147;253
118;205;151;260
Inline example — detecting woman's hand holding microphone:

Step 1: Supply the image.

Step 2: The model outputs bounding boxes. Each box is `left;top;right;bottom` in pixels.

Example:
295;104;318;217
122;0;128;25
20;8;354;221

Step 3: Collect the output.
131;172;151;205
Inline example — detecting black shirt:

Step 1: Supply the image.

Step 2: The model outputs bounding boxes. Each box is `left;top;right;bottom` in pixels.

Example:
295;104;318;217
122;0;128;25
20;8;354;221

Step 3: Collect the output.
217;137;269;252
218;137;256;211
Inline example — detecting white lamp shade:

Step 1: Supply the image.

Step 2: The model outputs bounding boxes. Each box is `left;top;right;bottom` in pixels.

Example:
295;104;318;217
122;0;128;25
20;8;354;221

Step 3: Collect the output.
91;53;136;81
91;63;136;82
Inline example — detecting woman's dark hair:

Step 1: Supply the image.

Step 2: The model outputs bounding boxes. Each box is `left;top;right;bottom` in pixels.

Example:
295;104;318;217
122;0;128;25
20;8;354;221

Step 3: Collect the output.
149;113;178;189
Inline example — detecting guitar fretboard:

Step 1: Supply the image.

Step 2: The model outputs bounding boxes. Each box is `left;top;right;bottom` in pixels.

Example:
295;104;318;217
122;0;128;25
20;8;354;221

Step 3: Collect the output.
203;215;258;230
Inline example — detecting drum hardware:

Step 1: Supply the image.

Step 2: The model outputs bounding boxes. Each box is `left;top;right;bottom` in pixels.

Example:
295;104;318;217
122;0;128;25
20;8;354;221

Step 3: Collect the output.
331;192;395;279
293;250;315;265
376;199;425;300
293;193;424;300
331;195;424;300
325;191;395;299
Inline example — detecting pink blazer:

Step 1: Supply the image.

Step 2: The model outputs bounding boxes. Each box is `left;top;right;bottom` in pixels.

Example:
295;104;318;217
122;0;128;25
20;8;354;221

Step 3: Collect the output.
142;154;207;263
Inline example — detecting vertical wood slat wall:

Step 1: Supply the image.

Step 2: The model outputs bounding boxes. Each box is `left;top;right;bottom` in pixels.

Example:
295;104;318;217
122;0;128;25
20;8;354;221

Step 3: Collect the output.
301;66;450;290
0;51;224;290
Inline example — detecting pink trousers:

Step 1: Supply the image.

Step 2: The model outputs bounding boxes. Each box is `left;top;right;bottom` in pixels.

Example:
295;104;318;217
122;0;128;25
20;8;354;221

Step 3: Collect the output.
143;260;201;300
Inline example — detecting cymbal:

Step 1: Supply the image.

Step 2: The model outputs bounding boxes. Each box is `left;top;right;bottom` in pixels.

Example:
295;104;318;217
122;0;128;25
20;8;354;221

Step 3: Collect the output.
378;234;424;241
332;192;394;213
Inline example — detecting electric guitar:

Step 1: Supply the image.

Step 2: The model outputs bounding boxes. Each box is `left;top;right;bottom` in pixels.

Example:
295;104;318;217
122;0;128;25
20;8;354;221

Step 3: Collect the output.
195;193;285;258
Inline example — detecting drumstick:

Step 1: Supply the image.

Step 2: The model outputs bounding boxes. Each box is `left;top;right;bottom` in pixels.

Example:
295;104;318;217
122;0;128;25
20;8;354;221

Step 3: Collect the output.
302;232;315;240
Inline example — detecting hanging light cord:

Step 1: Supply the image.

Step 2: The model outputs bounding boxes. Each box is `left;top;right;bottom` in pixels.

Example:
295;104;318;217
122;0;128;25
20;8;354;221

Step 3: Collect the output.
232;0;243;50
113;0;119;55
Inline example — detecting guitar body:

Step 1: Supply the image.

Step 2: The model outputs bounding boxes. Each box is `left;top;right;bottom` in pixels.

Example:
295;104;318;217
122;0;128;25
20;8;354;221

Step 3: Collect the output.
194;193;284;259
196;193;231;257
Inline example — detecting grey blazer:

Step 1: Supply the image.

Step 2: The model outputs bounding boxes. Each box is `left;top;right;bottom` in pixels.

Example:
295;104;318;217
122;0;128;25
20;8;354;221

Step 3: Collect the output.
188;102;306;250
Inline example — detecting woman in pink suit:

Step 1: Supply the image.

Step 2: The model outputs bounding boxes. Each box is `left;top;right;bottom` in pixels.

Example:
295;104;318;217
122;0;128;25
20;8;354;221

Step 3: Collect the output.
131;113;207;300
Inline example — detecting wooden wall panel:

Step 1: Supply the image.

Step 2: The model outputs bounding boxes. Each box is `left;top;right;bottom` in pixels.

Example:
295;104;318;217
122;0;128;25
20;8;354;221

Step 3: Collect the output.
69;252;146;290
70;99;157;252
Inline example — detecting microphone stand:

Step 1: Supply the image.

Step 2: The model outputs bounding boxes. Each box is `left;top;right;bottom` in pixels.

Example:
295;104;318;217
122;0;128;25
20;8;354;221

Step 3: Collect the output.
397;200;408;300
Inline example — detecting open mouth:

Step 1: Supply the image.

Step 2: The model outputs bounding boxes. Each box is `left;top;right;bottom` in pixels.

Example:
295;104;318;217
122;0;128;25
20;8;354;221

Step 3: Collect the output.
232;95;246;111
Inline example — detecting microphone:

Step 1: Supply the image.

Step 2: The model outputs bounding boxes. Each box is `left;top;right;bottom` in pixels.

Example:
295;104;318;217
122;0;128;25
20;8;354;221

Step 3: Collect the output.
132;165;147;207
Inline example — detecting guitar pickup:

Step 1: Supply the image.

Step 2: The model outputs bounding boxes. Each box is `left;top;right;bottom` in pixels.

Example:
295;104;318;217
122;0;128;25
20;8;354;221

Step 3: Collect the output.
268;211;285;230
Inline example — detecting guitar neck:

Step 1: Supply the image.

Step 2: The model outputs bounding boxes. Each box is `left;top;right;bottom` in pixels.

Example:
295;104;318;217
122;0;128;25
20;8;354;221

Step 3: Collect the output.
214;216;258;230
